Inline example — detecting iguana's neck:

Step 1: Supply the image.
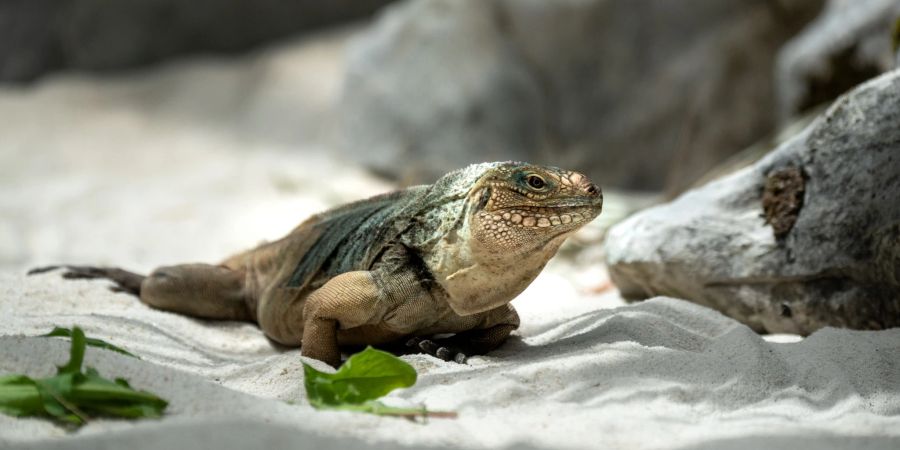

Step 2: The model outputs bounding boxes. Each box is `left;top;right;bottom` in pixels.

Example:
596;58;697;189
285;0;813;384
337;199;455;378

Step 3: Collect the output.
420;208;568;316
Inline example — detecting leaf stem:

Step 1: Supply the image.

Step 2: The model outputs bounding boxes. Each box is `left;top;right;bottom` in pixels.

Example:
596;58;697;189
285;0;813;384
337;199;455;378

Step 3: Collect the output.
39;382;91;424
59;328;86;374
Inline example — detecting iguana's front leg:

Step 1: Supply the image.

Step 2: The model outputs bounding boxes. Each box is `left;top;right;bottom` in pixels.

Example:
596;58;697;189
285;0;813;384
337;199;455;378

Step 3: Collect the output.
299;271;385;367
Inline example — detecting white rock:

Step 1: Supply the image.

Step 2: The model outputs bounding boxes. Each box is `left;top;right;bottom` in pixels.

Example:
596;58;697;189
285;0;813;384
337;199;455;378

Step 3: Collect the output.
607;69;900;334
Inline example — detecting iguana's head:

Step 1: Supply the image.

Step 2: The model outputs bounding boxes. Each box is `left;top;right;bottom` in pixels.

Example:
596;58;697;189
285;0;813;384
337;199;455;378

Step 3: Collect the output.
467;162;602;256
420;162;602;315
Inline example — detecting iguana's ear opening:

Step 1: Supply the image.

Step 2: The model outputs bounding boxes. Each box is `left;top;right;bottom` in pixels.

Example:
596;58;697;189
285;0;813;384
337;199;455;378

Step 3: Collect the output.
474;187;492;211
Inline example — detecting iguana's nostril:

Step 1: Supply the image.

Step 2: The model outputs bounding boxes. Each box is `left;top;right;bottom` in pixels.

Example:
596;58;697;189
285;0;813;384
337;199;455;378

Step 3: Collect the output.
586;183;599;196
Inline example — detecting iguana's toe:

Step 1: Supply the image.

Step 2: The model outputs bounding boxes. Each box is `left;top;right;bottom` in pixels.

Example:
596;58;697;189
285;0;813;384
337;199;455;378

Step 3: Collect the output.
436;346;468;363
406;337;468;364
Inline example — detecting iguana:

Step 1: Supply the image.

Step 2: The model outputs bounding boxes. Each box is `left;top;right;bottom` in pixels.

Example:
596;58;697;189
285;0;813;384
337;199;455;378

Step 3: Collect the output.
30;162;603;367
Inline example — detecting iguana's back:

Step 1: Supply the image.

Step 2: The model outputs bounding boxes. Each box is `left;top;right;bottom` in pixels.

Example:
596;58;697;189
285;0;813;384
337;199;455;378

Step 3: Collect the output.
230;163;511;296
224;185;431;296
284;186;430;290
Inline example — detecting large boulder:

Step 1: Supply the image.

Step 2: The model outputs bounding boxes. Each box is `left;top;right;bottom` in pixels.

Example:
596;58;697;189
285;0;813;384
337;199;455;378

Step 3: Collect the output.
776;0;900;120
340;0;824;191
0;0;395;82
605;69;900;335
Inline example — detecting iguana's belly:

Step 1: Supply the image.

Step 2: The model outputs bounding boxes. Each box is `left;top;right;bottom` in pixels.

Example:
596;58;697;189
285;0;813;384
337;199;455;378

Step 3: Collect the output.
385;286;485;335
335;314;480;348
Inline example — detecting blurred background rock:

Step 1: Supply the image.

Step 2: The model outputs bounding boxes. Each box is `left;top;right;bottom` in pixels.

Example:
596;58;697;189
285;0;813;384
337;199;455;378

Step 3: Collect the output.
341;0;824;193
4;0;898;193
0;0;395;82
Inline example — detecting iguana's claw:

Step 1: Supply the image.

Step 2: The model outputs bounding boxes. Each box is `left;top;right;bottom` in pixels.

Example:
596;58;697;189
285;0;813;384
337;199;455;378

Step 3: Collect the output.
406;337;468;364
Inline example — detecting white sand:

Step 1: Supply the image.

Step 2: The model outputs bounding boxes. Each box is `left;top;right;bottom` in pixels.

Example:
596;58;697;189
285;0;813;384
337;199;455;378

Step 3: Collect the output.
3;274;899;450
1;26;899;450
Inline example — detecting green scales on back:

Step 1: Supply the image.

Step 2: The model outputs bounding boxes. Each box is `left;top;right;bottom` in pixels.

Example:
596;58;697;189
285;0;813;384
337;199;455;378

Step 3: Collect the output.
284;189;423;289
282;162;503;291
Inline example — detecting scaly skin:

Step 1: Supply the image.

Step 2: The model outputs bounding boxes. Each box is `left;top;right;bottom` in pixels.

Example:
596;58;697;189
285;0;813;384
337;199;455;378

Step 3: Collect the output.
30;162;602;367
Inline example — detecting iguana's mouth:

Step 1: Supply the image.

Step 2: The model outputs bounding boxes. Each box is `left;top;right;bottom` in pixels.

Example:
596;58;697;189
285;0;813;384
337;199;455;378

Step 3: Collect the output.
506;197;601;210
495;201;601;220
548;201;599;210
545;199;603;214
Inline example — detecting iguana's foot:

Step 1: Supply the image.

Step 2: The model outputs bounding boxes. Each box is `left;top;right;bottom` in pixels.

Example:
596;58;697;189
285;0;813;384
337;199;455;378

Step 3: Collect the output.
406;337;468;364
27;265;146;296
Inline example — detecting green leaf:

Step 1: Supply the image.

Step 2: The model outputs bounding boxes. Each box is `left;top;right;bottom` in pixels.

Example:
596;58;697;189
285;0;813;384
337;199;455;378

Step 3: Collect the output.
0;376;43;417
303;346;417;407
35;376;85;424
0;326;167;427
85;402;165;419
73;371;168;408
42;327;139;359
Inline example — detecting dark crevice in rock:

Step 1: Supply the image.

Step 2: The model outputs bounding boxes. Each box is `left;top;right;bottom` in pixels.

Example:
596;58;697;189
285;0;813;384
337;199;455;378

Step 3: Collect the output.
779;302;792;317
762;166;806;240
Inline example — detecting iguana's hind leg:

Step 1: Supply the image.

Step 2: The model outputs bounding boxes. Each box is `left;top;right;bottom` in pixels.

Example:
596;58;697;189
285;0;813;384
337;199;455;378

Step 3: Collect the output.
30;264;251;321
139;264;251;321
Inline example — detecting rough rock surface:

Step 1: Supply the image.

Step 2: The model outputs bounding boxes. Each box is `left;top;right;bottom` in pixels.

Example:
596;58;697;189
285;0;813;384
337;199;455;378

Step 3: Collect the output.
776;0;900;119
0;0;394;82
340;0;823;191
606;69;900;335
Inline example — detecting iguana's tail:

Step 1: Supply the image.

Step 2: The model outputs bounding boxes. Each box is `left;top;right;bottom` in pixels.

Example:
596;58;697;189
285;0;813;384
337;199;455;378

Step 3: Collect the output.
28;265;145;296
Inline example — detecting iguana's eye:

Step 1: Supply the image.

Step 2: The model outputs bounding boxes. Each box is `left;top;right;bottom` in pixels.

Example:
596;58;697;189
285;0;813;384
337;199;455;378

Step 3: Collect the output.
526;174;546;190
